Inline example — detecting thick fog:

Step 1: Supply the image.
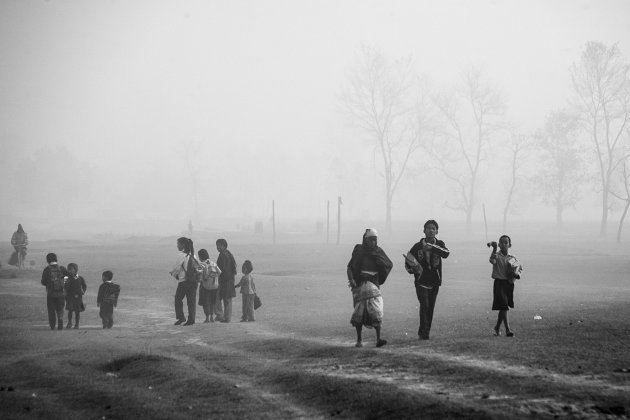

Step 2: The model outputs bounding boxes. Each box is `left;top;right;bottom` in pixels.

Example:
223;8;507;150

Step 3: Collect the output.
1;0;630;238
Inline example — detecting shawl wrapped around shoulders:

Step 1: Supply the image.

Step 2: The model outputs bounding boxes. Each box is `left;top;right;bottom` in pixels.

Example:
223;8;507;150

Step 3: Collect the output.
348;244;393;286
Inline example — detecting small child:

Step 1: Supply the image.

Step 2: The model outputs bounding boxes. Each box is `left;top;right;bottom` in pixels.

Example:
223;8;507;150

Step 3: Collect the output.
65;263;87;329
97;270;120;329
489;235;523;337
235;260;256;322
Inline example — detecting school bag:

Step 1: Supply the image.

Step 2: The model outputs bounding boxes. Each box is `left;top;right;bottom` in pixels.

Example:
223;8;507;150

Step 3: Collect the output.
200;261;221;290
48;265;66;297
184;255;203;283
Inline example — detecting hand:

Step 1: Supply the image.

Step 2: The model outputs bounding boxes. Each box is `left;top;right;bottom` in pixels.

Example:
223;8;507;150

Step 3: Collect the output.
348;279;357;288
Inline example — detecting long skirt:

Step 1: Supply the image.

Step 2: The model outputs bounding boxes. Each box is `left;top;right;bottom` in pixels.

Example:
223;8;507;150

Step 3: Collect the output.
350;282;383;328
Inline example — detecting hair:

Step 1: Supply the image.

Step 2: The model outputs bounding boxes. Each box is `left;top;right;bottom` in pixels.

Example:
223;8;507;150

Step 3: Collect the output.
177;237;195;256
17;224;24;233
216;238;228;248
242;260;253;274
424;219;439;232
102;270;113;281
198;248;209;261
46;253;57;264
499;235;512;246
67;263;78;272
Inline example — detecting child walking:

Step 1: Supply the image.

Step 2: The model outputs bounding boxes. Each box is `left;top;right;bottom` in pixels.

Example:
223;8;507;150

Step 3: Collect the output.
235;260;256;322
65;263;87;329
97;270;120;329
489;235;523;337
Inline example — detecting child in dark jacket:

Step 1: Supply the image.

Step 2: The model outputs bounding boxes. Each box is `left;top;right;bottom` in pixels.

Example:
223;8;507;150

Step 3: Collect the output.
65;263;87;329
97;271;120;329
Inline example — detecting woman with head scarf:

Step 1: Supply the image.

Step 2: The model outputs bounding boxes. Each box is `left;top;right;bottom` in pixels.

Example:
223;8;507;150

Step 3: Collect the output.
346;228;393;348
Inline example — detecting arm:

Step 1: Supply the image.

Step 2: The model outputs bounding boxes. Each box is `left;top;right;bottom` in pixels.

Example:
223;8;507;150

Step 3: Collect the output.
489;243;498;264
96;285;103;306
81;277;87;295
346;266;357;289
41;267;47;286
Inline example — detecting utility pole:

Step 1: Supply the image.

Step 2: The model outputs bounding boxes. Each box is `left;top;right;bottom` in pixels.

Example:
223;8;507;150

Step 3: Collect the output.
336;196;342;245
272;200;276;245
326;200;330;244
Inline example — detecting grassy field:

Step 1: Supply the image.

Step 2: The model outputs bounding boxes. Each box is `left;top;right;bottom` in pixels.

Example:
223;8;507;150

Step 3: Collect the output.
0;231;629;419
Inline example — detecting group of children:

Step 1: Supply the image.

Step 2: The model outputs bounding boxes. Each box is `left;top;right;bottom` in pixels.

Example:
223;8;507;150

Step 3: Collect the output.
170;237;258;327
40;252;120;330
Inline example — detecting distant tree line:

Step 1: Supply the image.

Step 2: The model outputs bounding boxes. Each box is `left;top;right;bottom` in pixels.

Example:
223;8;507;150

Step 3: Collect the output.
341;41;630;242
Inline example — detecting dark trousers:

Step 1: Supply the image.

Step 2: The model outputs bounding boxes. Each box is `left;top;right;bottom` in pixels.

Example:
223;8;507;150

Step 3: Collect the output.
416;285;440;338
175;281;197;323
241;294;255;321
222;298;232;322
100;302;115;328
46;296;65;330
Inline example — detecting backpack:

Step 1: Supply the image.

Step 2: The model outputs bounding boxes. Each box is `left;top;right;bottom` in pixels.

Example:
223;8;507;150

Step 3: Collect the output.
49;265;66;297
184;255;203;283
200;261;221;290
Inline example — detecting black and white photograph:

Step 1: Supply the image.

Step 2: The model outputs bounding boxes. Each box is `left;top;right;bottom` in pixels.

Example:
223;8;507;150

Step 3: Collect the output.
1;0;629;418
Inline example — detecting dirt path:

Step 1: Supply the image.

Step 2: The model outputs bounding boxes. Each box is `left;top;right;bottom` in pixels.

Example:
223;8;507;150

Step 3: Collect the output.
1;273;629;419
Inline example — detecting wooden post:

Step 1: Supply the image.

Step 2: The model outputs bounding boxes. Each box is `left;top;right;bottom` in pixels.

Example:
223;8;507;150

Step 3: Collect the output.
326;200;330;244
272;200;276;245
336;196;342;245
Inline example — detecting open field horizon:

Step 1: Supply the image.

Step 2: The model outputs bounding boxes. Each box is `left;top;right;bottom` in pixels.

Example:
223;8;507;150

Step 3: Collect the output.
1;231;629;418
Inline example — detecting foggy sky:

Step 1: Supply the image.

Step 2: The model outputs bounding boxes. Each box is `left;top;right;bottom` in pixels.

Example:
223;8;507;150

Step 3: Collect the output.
1;0;629;234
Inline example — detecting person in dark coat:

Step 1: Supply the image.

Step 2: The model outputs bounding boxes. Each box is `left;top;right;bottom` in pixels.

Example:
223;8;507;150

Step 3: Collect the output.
346;228;393;348
216;238;237;323
97;270;120;329
405;220;450;340
65;263;87;329
41;252;68;330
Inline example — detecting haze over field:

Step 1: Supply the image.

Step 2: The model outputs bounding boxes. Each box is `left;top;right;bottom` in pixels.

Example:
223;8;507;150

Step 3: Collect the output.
1;0;630;237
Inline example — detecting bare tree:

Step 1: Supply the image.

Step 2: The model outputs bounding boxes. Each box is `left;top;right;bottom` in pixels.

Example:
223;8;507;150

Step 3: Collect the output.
341;45;426;233
430;68;506;234
571;41;630;237
533;110;584;228
501;129;531;232
611;156;630;243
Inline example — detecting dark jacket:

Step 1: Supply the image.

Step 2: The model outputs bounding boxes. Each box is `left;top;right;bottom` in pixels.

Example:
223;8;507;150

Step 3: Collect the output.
347;244;393;287
97;282;120;307
217;250;237;299
407;238;450;287
41;264;68;297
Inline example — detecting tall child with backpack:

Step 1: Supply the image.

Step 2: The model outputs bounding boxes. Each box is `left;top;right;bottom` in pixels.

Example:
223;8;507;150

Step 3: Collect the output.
41;252;69;330
170;237;202;326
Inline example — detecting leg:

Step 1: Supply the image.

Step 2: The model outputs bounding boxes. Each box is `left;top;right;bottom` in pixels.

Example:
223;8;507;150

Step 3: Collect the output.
74;311;80;328
223;298;232;322
174;282;186;324
355;325;363;347
375;325;387;347
47;297;56;330
67;311;73;329
54;298;65;330
213;291;224;321
241;295;247;321
503;311;513;336
247;294;255;321
184;282;197;325
425;286;440;335
416;286;430;339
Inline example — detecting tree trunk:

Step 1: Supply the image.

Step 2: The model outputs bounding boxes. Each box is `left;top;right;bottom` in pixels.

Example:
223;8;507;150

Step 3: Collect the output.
556;204;563;230
616;200;630;243
600;190;608;238
385;189;393;234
